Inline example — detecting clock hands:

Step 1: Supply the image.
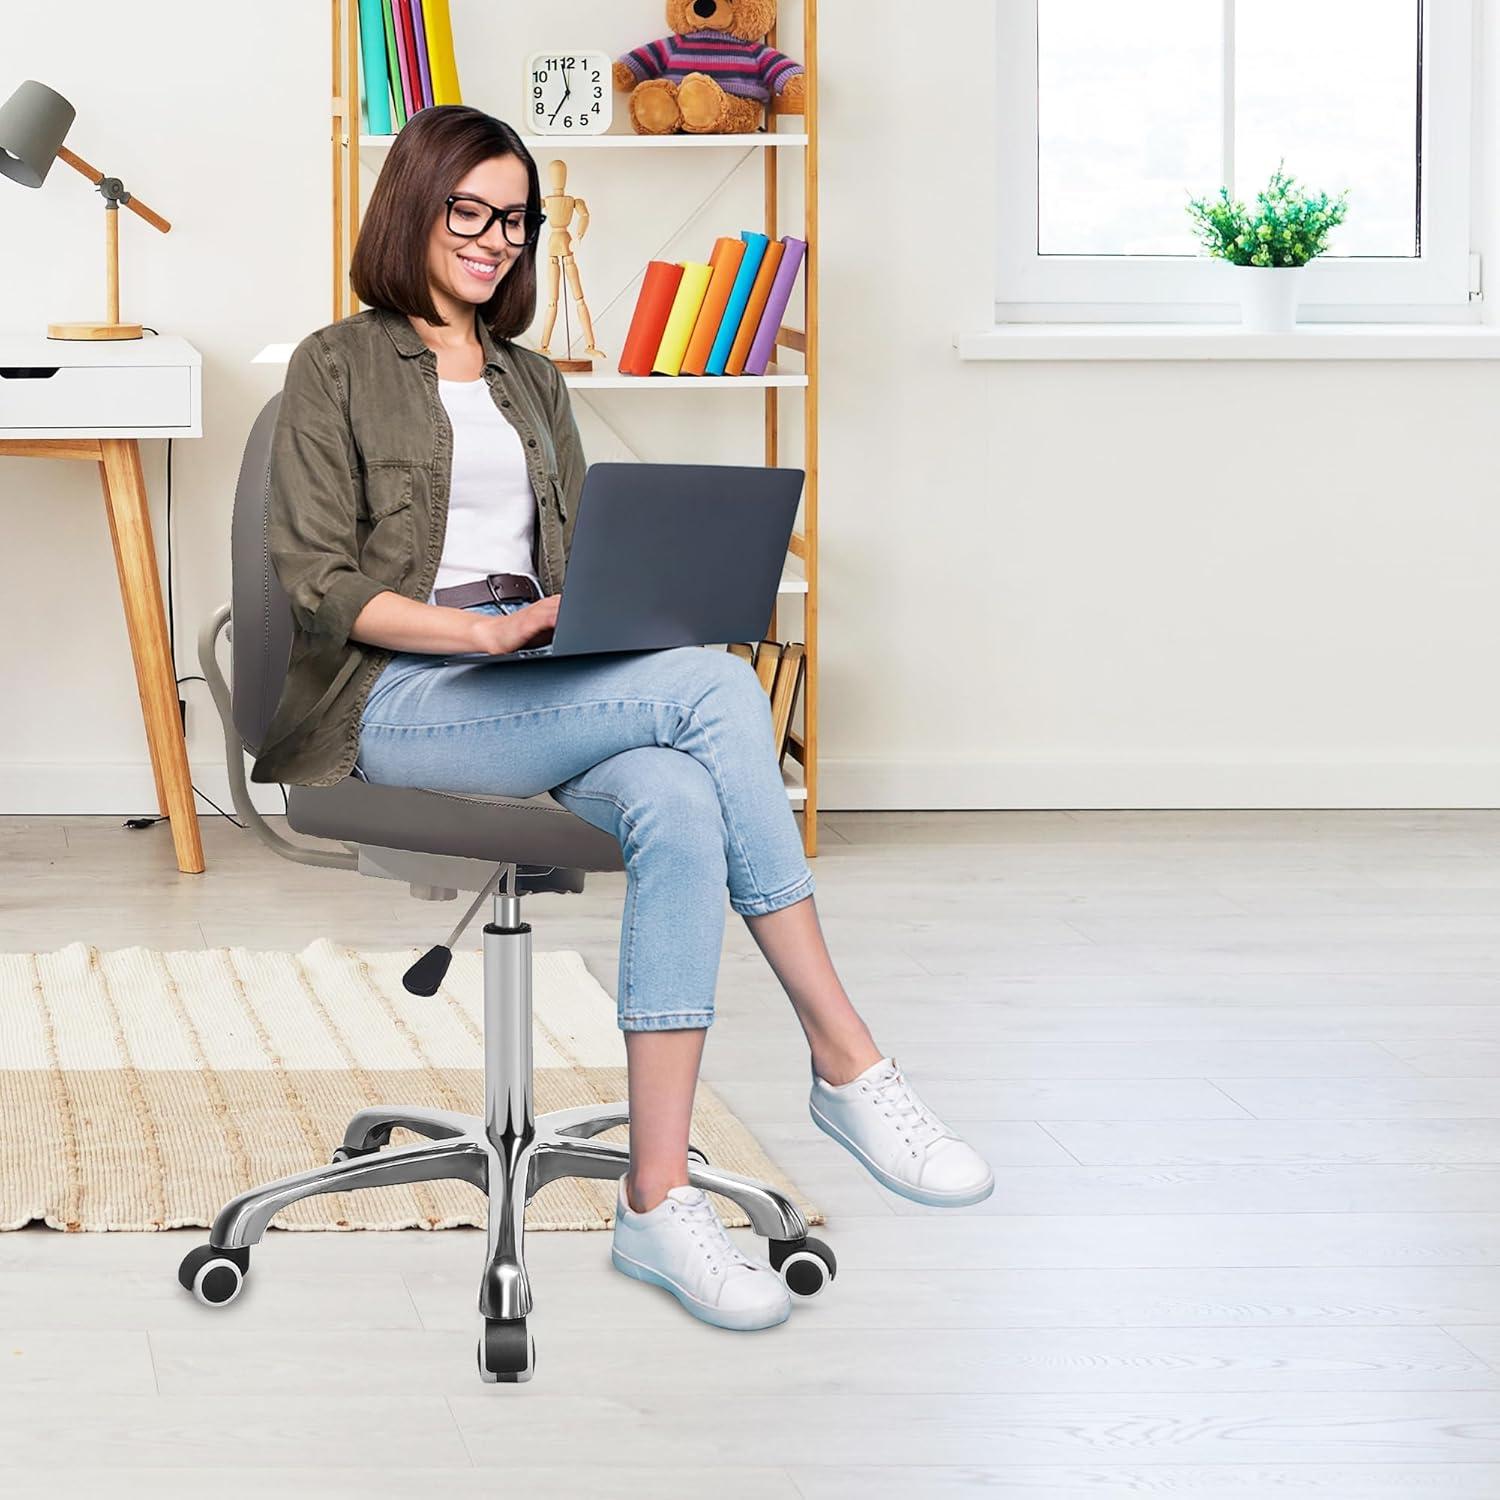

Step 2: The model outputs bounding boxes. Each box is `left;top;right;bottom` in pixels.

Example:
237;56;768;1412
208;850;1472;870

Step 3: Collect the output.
548;61;573;126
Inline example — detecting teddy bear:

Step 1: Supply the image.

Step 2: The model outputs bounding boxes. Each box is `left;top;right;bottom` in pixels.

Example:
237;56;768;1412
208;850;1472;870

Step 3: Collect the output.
613;0;807;136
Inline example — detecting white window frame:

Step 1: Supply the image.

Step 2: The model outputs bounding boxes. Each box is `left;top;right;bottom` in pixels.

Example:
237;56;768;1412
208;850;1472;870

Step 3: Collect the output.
995;0;1477;324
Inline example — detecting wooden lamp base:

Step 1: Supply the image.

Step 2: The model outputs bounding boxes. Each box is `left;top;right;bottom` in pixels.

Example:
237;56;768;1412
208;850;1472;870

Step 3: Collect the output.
48;321;145;340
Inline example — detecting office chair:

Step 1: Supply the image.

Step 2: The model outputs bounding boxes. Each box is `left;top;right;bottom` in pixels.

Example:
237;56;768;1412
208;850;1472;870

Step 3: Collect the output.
176;393;837;1383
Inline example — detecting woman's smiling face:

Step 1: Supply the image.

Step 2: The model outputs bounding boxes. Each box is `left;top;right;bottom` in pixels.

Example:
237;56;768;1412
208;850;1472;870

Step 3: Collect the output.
426;153;532;321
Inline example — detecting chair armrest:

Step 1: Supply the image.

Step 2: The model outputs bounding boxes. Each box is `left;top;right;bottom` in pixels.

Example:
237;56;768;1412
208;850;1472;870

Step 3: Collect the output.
198;603;357;872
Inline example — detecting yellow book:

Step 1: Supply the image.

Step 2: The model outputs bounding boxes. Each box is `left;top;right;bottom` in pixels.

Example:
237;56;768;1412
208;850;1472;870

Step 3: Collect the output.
651;262;713;376
421;0;462;105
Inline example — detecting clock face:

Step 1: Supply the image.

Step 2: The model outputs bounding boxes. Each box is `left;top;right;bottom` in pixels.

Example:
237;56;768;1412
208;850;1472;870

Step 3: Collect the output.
527;51;612;135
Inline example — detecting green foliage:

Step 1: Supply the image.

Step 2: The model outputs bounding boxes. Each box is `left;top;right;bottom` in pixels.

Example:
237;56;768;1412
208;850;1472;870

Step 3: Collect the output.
1185;160;1350;267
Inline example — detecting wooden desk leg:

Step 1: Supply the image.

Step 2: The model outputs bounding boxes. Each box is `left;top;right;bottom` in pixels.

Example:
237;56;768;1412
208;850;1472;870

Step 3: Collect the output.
97;439;205;874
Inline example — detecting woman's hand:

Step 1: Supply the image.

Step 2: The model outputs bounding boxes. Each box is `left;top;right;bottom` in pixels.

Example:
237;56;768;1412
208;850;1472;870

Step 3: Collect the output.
468;594;562;655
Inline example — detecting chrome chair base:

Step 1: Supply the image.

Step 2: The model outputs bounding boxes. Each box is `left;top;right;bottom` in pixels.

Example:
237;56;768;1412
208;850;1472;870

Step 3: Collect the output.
178;888;824;1381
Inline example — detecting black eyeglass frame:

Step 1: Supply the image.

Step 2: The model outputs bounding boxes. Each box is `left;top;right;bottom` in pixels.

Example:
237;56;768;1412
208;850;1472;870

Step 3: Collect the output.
445;194;546;247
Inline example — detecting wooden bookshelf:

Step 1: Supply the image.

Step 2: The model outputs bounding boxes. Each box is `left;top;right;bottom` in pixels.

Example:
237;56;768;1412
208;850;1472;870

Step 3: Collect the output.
329;2;820;855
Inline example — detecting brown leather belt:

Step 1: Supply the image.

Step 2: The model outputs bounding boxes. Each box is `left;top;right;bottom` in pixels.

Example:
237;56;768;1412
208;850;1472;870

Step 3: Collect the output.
432;572;542;608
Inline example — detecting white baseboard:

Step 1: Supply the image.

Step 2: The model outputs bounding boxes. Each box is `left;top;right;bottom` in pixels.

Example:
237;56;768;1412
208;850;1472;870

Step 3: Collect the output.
816;754;1500;809
0;762;286;817
4;754;1498;816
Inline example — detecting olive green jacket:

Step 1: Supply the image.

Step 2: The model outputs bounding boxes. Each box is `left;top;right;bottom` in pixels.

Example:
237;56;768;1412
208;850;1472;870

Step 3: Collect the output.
250;304;582;787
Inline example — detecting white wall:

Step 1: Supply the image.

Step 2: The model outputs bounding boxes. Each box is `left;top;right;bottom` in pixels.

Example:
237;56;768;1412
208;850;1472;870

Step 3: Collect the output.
3;1;1498;816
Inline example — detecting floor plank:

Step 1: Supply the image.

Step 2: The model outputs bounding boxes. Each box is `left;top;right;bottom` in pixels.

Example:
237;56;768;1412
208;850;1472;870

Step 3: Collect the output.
2;807;1498;1489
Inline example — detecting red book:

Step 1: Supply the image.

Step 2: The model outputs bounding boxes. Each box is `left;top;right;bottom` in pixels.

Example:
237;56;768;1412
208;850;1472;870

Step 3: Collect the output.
393;0;418;115
619;261;686;375
405;2;425;112
399;0;423;114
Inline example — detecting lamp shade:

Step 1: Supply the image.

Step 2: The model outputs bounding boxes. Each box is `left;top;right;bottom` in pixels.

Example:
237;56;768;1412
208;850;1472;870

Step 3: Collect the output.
0;79;76;189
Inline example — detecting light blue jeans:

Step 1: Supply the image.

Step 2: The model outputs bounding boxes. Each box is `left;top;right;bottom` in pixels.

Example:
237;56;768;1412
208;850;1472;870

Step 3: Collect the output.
354;600;816;1031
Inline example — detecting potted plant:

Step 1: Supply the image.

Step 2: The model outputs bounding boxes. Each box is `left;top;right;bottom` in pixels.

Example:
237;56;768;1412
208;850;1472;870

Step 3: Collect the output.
1186;161;1350;331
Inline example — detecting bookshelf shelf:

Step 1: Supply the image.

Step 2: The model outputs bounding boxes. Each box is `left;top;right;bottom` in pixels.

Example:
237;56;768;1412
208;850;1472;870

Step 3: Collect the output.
254;344;804;388
331;1;820;855
559;370;809;389
358;132;809;150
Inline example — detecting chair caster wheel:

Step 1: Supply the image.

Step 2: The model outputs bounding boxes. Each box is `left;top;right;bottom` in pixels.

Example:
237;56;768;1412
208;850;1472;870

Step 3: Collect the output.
770;1234;836;1298
479;1317;535;1383
177;1244;250;1306
331;1143;379;1164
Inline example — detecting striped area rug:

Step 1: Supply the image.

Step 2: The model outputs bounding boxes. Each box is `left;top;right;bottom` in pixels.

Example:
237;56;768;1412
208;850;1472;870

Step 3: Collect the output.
0;940;823;1235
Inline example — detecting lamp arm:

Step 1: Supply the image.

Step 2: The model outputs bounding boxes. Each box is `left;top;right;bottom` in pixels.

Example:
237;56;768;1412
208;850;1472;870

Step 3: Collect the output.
57;143;171;233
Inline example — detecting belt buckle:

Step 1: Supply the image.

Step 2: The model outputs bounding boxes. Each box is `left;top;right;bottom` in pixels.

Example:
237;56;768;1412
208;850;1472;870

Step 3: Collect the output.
485;573;508;606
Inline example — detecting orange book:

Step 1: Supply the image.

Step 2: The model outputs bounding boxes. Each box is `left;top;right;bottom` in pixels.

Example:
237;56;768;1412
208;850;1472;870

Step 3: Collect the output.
680;237;746;377
619;260;685;375
726;239;786;376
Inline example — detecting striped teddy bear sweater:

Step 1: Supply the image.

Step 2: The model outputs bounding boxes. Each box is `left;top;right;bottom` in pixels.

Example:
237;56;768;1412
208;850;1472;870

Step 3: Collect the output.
619;29;803;105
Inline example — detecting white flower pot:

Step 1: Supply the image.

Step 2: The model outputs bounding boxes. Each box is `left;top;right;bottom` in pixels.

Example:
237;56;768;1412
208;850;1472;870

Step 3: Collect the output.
1230;263;1307;332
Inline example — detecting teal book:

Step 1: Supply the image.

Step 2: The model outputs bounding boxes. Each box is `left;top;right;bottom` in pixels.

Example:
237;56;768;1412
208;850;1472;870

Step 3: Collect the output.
705;231;770;376
359;0;392;135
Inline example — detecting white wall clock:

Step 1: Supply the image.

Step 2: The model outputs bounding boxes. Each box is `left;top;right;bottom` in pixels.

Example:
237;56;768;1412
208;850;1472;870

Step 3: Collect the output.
526;51;613;136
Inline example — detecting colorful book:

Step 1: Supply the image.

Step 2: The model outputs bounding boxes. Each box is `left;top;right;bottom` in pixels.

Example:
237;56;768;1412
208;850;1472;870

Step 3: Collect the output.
381;0;406;128
706;231;770;375
727;239;785;375
410;0;433;109
619;261;685;375
422;0;462;105
387;0;412;121
392;0;416;116
403;0;424;111
358;0;391;134
652;262;714;376
681;238;746;377
355;12;368;134
744;236;807;376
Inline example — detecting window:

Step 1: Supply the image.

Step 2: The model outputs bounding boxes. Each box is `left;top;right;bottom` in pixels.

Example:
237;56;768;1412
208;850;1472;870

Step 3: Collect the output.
996;0;1476;322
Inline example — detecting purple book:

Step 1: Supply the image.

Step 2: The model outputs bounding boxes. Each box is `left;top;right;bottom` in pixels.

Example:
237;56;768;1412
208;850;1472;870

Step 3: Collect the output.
743;236;807;376
410;0;433;109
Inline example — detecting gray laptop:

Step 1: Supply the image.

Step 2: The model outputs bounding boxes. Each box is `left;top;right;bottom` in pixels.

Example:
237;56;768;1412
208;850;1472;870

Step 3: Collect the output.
458;461;805;662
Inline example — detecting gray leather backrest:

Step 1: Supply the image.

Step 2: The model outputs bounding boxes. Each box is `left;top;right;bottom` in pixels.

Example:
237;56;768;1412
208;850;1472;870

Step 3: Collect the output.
230;392;292;754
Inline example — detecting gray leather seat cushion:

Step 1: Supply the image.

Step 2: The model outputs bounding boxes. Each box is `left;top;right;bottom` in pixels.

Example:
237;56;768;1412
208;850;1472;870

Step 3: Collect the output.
286;778;625;873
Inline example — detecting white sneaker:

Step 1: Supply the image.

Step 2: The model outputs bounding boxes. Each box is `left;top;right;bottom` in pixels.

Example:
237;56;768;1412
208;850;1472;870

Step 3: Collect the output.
610;1177;792;1331
810;1054;995;1208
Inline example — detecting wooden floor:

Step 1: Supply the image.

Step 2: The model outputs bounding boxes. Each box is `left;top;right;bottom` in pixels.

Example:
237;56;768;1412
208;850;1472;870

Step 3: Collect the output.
3;808;1500;1497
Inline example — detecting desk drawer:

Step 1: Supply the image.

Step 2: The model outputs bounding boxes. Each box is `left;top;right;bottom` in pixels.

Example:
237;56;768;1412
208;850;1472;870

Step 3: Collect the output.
0;363;193;429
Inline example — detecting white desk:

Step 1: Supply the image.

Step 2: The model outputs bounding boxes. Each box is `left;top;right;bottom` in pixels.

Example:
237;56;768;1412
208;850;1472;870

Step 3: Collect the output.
0;334;204;872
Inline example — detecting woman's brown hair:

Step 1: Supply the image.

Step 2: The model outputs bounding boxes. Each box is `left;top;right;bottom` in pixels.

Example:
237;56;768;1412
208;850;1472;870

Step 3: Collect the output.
349;105;541;341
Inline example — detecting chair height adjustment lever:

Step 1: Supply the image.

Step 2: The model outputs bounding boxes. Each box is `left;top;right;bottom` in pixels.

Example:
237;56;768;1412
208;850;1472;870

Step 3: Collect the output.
402;863;508;996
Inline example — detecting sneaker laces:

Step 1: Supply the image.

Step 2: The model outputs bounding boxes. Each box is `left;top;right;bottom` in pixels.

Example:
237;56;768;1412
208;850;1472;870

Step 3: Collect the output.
864;1065;952;1158
669;1190;761;1277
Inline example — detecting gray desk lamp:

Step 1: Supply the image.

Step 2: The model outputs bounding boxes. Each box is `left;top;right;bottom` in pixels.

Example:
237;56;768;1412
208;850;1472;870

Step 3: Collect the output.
0;78;172;341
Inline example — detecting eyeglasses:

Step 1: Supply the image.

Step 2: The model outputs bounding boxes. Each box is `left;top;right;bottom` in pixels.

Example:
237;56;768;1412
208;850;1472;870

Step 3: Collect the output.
445;194;545;247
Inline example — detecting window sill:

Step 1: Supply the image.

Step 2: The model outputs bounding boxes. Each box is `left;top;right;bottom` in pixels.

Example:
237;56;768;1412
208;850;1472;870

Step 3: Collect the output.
956;323;1500;361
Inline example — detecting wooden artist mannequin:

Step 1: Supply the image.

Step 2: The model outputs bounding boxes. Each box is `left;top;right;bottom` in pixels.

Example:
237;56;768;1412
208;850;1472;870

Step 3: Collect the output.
536;158;606;370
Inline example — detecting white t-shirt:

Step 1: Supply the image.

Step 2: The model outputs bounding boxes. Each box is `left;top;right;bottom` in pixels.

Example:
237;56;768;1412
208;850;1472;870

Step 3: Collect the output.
428;375;541;603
